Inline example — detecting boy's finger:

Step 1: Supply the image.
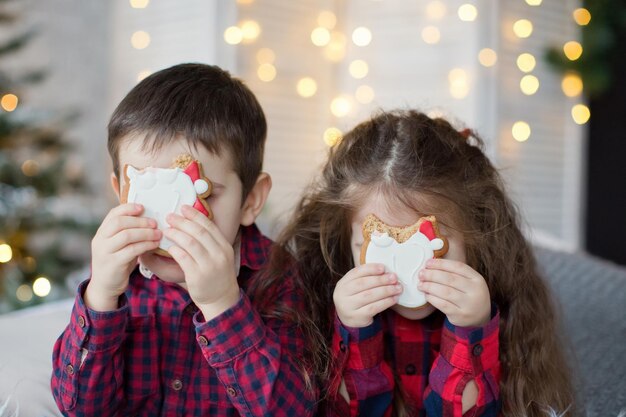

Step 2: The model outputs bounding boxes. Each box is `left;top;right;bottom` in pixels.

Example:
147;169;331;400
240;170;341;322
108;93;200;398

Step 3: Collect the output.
109;228;162;252
168;245;199;275
166;213;222;254
180;205;230;249
103;216;157;237
163;227;208;263
116;240;160;262
344;273;397;295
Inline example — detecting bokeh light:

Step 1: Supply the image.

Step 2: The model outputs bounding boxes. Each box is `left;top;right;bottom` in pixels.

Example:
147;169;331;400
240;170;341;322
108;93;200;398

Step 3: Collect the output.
571;104;590;124
421;26;441;44
512;121;531;142
458;4;478;22
257;64;276;82
525;0;542;5
224;26;243;45
520;75;540;95
240;20;261;41
478;48;497;67
352;27;372;46
1;93;19;112
323;127;343;147
513;19;533;38
137;70;151;82
448;68;470;99
573;8;591;26
16;285;33;302
21;160;40;176
311;27;331;47
129;0;149;8
561;73;583;97
318;11;337;29
33;276;51;297
330;95;352;118
563;41;583;61
516;53;536;72
256;48;276;64
296;77;318;98
349;60;369;79
355;85;375;104
0;243;12;263
426;1;447;20
131;31;150;49
323;31;347;62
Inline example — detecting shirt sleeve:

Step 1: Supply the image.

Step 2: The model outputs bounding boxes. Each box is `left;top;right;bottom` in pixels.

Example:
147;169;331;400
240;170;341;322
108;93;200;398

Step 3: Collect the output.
327;313;394;417
193;278;317;417
50;279;129;416
423;304;501;417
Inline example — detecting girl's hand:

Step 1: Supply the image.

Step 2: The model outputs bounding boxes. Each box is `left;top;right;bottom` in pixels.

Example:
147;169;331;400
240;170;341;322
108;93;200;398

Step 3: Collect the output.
87;203;162;311
333;264;403;328
418;258;491;327
163;205;240;321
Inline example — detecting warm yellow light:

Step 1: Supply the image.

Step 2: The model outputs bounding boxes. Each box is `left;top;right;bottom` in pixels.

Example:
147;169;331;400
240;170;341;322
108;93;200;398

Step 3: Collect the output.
516;53;536;72
561;73;583;97
129;0;149;8
297;77;318;98
323;127;343;147
240;20;261;41
352;27;372;46
513;19;533;38
349;60;369;79
224;26;243;45
256;48;275;64
257;63;276;82
426;1;447;20
448;68;470;99
573;8;591;26
137;70;151;82
323;31;347;62
311;27;331;47
525;0;542;5
0;243;12;263
478;48;497;67
512;121;531;142
131;31;150;49
330;95;352;118
33;277;51;297
421;26;441;44
318;11;337;29
571;104;590;124
1;93;18;112
520;75;540;95
563;41;583;61
237;0;254;4
16;285;33;302
21;159;40;176
355;85;375;104
458;4;478;22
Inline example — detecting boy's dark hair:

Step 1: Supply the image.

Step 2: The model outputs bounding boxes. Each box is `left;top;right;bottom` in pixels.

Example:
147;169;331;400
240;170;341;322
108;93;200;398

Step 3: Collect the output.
108;63;267;200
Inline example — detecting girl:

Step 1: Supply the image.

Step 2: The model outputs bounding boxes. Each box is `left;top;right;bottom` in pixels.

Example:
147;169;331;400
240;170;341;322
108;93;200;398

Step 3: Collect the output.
269;110;576;416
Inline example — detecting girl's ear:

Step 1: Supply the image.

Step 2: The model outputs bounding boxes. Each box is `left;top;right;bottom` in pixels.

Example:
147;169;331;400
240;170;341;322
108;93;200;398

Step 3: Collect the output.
110;172;121;202
240;173;272;226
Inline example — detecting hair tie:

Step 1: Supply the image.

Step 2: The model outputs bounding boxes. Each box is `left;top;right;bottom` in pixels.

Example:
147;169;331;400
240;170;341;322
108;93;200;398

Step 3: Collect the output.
459;128;472;140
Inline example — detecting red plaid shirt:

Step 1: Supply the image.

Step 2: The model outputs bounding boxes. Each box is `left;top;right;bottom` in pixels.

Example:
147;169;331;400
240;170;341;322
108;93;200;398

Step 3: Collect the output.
51;224;315;417
328;305;500;417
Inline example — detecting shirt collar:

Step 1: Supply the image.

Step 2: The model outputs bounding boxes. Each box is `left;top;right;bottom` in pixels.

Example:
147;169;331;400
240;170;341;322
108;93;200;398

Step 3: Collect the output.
239;223;270;271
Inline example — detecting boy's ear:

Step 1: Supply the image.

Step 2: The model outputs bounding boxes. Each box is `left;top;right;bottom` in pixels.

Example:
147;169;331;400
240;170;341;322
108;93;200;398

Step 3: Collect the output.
110;172;121;202
240;172;272;226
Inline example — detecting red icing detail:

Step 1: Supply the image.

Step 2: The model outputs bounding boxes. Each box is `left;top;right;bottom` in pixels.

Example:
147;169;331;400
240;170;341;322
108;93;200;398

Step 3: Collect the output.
182;160;209;216
193;200;210;216
419;221;436;240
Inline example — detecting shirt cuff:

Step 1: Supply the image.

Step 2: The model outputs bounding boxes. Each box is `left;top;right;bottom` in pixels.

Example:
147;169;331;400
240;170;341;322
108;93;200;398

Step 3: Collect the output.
440;304;500;374
193;290;265;365
69;279;129;352
333;313;385;370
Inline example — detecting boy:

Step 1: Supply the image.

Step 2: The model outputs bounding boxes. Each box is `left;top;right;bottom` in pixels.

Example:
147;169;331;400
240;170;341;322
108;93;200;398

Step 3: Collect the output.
51;64;316;416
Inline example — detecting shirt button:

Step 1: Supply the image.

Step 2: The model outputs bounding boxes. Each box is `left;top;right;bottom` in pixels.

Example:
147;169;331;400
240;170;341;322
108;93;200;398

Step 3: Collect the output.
65;364;74;375
78;316;85;328
226;386;237;397
339;341;346;352
404;364;416;375
171;379;183;391
472;344;484;356
198;336;209;346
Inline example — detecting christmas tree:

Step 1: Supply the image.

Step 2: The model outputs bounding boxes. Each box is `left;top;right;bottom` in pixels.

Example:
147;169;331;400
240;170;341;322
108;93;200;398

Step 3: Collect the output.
0;2;97;312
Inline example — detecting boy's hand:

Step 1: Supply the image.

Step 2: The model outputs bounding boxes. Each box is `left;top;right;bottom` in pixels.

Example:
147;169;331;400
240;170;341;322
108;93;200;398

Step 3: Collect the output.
164;205;240;321
418;258;491;327
86;203;162;311
333;264;403;328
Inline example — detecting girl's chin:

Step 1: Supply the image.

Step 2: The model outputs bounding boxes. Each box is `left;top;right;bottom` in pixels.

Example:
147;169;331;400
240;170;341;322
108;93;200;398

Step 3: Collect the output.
391;303;436;320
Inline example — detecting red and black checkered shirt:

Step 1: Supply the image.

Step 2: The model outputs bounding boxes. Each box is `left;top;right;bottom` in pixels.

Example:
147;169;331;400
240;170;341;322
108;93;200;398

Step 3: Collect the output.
328;305;500;417
51;224;316;416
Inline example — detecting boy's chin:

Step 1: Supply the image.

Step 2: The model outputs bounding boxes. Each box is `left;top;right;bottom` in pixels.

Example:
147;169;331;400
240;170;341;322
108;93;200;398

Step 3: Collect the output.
139;251;186;284
391;303;436;320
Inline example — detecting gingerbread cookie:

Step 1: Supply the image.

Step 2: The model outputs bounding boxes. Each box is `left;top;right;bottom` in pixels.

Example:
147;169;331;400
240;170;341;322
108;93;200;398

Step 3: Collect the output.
121;154;213;256
360;214;448;309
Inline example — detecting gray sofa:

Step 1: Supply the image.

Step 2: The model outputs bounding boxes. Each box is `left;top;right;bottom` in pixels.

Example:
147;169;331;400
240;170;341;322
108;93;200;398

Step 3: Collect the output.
0;248;624;417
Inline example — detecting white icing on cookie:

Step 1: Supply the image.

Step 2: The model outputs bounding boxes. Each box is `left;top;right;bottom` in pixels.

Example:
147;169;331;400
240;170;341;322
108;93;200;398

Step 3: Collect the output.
126;165;198;251
365;231;444;308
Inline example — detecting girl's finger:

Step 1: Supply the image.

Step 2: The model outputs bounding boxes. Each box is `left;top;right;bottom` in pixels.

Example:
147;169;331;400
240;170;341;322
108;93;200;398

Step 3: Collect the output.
343;273;398;296
108;228;162;252
426;258;482;281
424;292;461;314
355;295;400;319
418;280;463;307
345;263;386;281
351;283;403;310
419;269;468;294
